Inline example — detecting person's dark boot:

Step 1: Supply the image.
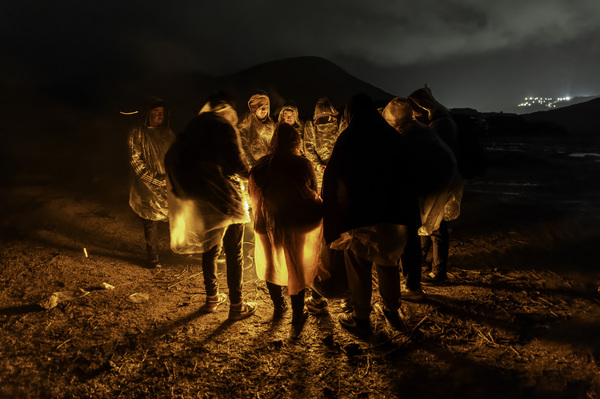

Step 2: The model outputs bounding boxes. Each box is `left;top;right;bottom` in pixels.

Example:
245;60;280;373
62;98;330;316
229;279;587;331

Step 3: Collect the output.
273;300;289;320
338;313;372;339
290;308;308;339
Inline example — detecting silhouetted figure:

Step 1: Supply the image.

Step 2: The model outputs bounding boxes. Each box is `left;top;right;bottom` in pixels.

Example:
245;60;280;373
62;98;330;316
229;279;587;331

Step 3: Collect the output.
383;96;460;293
127;96;175;269
249;124;323;337
165;93;257;321
322;94;418;337
408;85;464;283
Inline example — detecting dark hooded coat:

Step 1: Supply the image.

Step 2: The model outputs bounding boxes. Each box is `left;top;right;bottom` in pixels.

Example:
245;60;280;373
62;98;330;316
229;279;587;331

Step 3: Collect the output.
322;94;418;245
382;96;462;235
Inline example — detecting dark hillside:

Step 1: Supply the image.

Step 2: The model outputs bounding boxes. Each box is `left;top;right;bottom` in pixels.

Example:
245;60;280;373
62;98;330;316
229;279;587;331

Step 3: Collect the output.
523;97;600;136
211;56;394;120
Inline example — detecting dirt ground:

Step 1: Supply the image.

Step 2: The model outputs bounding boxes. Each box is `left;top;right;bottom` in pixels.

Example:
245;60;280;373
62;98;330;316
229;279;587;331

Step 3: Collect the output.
2;129;600;398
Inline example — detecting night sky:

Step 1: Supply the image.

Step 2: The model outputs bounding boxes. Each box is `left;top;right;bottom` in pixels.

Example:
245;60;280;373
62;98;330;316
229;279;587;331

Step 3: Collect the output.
2;0;600;112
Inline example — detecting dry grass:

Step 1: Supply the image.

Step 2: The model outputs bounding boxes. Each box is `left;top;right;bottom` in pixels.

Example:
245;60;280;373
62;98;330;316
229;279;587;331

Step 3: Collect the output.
2;136;600;398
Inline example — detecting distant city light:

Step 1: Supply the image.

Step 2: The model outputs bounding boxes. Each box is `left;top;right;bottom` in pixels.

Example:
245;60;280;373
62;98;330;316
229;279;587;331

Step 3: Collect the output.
517;96;572;109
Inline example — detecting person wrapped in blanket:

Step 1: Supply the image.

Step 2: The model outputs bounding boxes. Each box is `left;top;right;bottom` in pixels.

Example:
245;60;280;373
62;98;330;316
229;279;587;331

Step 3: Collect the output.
164;93;257;321
248;123;323;337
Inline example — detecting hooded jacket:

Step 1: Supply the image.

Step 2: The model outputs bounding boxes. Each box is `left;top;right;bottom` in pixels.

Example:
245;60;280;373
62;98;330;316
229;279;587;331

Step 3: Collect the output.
408;85;458;154
383;96;463;235
249;124;323;294
127;97;175;221
238;93;276;166
304;97;341;168
277;101;305;155
322;94;418;245
165;111;250;254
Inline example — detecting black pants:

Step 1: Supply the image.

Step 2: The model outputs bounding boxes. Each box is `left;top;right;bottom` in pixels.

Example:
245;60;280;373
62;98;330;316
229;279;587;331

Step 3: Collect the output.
344;249;401;320
401;219;422;291
201;224;245;304
141;218;160;262
266;282;305;316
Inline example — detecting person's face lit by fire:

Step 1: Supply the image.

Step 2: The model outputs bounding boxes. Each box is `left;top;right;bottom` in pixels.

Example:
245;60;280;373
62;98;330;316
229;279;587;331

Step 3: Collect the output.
149;107;165;128
255;105;269;121
282;109;296;125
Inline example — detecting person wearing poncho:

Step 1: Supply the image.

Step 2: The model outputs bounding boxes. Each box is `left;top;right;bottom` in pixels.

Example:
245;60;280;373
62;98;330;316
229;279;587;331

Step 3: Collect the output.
249;124;323;334
238;92;276;167
304;97;342;192
276;100;305;156
164;94;257;321
382;96;462;289
127;97;175;269
408;85;465;283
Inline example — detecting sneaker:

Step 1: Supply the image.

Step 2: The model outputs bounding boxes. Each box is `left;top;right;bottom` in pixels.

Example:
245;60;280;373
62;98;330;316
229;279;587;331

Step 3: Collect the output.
403;287;425;302
338;313;371;338
305;296;328;315
201;293;228;313
423;271;448;285
229;301;257;321
273;300;289;320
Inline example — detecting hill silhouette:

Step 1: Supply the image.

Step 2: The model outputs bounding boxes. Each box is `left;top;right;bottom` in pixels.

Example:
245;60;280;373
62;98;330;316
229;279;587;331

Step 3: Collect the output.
523;96;600;136
209;56;394;120
100;56;395;131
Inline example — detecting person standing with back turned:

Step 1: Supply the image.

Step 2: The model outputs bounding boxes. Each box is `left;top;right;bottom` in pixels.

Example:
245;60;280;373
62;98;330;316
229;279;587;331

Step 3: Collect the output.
165;93;257;321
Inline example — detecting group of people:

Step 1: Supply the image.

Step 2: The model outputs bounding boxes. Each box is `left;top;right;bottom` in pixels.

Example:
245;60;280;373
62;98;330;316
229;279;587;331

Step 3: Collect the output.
126;86;464;338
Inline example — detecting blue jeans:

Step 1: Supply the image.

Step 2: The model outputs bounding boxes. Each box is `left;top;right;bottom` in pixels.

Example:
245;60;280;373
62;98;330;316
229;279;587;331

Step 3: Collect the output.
401;219;422;291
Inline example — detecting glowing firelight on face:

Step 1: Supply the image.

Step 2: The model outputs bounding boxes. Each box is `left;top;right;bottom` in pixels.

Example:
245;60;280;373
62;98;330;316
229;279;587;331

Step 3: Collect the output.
255;106;269;121
149;107;165;128
282;110;296;125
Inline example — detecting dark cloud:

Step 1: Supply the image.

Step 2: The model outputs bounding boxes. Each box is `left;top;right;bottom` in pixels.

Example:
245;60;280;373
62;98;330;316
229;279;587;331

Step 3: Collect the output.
2;0;599;110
